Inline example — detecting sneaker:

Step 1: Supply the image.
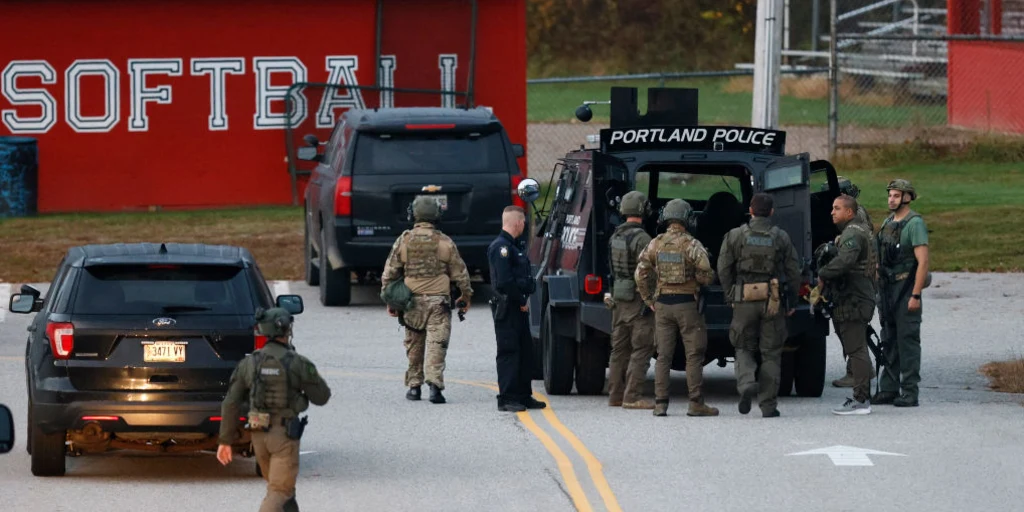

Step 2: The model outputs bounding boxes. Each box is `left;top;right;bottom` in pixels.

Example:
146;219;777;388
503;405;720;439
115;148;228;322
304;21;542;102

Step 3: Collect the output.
738;386;757;415
832;397;871;415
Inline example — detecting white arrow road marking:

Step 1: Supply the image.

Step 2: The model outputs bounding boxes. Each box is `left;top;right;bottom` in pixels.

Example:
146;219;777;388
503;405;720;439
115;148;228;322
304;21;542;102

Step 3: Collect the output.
787;445;907;466
272;281;291;298
0;283;10;323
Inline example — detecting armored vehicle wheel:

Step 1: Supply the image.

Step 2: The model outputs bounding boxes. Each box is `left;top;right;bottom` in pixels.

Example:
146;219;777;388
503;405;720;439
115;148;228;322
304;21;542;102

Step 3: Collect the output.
304;213;320;286
793;334;826;397
318;230;351;306
574;331;608;395
30;420;66;477
542;306;576;395
777;351;796;396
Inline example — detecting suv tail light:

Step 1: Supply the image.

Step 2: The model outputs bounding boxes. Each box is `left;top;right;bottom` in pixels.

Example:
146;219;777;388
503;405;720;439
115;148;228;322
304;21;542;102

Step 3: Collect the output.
46;321;74;359
254;331;268;350
584;274;602;295
334;176;352;216
510;174;526;209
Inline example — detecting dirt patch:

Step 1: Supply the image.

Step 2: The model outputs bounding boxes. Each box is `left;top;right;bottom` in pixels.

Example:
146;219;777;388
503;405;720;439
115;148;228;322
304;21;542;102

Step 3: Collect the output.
980;359;1024;395
723;75;849;101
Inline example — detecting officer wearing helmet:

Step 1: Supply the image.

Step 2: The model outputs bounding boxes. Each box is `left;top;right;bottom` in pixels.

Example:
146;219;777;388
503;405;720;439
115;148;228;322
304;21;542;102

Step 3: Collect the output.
634;198;718;417
873;178;929;407
217;307;332;512
381;195;473;404
717;192;802;418
604;191;656;409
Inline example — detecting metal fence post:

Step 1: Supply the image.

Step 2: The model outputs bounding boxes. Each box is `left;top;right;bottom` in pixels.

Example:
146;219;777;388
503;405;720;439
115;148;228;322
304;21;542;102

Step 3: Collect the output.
828;0;838;160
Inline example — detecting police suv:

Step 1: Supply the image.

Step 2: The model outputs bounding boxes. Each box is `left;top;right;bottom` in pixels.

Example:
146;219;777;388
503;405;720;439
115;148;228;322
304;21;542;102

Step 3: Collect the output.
517;86;845;398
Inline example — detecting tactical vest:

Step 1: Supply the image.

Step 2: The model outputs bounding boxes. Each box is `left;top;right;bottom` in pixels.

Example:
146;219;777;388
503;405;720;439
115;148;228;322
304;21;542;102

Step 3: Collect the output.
655;232;691;285
877;211;920;274
736;223;777;280
609;224;645;280
404;228;442;278
250;350;297;415
845;223;875;280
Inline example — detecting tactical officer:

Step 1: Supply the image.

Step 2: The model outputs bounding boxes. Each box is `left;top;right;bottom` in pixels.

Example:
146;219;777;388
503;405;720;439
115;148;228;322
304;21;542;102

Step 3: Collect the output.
874;179;929;407
488;205;547;412
816;194;876;415
634;199;718;417
826;175;874;388
717;193;801;418
381;195;473;404
217;308;332;512
604;191;656;409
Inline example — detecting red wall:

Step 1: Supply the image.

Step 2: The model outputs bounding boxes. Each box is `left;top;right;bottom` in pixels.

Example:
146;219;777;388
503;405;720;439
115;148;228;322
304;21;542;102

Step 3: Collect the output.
0;0;526;213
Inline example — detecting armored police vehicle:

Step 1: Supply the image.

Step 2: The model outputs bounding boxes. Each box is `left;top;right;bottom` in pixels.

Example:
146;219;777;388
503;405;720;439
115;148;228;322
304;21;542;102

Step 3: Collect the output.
516;86;845;398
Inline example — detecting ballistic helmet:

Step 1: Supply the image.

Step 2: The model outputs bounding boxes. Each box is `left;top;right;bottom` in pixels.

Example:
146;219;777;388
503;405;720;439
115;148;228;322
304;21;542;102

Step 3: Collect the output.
619;191;651;218
886;179;917;200
411;195;443;222
659;198;693;224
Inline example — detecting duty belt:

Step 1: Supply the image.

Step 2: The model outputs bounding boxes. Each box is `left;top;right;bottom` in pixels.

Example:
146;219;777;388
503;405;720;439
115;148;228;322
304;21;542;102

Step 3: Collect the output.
880;271;911;282
656;294;695;305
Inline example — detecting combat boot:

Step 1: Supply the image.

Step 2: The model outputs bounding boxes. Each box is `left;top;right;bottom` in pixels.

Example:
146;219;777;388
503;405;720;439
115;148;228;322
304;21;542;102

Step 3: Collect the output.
737;385;757;415
622;399;655;410
893;395;918;407
871;391;897;404
653;399;669;417
608;395;623;407
406;386;421;401
429;384;446;404
687;400;719;417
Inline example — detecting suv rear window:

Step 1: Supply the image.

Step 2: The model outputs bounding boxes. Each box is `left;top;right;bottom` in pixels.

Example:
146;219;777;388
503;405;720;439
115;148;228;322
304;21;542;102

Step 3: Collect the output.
72;264;253;315
352;130;508;174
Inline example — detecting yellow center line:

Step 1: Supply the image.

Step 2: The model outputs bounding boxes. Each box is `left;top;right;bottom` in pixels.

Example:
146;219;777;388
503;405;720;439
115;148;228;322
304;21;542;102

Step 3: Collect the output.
533;391;623;512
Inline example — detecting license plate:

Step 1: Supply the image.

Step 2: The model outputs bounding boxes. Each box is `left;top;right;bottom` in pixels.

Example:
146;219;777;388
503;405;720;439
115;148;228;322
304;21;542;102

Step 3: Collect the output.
143;341;187;363
415;194;447;211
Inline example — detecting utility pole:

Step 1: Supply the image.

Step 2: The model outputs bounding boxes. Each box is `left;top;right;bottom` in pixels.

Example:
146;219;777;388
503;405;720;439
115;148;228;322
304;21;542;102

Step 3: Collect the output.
752;0;784;129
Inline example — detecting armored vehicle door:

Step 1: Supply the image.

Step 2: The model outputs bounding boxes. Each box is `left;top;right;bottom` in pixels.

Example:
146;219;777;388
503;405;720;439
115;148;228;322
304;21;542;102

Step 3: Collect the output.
760;153;813;265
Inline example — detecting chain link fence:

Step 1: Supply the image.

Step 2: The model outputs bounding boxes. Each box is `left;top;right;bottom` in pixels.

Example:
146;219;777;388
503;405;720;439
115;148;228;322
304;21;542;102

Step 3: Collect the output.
819;0;1024;154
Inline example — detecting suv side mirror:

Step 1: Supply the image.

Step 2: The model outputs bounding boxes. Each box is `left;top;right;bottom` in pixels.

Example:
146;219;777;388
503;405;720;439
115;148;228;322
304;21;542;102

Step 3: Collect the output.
512;143;525;158
0;404;13;454
9;293;41;313
276;294;304;315
297;147;322;162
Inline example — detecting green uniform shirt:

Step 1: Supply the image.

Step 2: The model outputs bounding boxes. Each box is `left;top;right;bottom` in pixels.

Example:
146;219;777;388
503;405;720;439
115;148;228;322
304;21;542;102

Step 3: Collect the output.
218;341;332;445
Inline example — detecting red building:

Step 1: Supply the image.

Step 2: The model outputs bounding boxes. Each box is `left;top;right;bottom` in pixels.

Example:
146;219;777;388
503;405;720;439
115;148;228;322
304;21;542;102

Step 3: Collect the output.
0;0;527;212
947;0;1024;133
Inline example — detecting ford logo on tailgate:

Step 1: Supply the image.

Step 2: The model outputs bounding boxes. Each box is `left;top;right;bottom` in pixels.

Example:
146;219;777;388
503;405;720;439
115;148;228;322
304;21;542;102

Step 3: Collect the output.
152;317;176;327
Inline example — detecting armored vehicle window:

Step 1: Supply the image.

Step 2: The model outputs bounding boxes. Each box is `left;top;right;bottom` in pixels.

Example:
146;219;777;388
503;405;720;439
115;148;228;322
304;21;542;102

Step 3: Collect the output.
352;130;509;174
72;264;253;315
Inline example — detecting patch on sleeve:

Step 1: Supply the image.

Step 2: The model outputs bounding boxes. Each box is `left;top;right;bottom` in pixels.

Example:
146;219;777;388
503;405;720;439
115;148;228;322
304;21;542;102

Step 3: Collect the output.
307;362;319;379
843;238;857;248
500;246;508;258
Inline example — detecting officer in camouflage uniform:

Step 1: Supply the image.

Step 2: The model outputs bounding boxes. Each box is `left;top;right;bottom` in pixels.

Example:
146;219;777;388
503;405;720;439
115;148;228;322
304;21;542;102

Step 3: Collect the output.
217;308;332;512
381;195;473;404
873;179;929;407
824;175;875;388
816;195;876;415
604;191;655;409
634;199;719;417
717;193;801;418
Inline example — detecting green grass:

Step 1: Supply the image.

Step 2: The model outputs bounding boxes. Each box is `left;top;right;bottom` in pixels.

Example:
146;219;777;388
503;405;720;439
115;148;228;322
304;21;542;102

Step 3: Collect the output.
527;76;947;127
531;161;1024;273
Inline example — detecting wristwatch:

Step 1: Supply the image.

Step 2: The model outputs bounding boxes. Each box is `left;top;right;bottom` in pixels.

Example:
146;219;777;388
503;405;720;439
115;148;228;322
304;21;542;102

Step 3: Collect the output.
911;294;922;300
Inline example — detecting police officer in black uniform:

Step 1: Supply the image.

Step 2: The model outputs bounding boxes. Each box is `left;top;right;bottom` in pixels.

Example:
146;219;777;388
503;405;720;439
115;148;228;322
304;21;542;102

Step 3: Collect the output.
488;205;547;412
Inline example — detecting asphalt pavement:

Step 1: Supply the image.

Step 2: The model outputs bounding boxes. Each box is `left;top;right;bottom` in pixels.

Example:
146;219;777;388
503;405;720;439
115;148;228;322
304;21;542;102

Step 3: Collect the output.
1;273;1022;512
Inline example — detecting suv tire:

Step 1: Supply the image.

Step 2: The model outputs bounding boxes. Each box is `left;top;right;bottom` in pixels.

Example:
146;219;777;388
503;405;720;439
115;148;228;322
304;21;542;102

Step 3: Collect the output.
318;229;351;306
542;305;576;395
304;213;320;287
30;420;66;477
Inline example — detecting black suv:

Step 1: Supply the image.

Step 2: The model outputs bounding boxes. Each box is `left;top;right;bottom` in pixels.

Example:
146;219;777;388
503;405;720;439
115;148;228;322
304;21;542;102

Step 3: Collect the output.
297;106;527;306
8;242;304;476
